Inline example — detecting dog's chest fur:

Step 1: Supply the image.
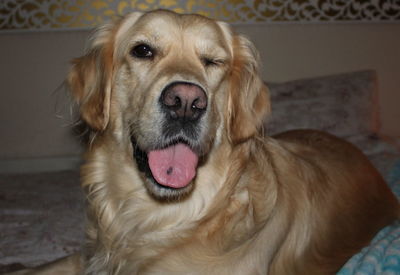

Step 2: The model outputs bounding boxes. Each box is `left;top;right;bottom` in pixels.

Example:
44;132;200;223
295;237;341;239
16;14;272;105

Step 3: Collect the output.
82;144;271;274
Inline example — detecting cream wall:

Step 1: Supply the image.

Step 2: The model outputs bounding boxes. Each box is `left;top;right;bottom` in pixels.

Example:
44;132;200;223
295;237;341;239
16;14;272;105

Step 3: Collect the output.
0;23;399;171
235;23;400;137
0;31;88;171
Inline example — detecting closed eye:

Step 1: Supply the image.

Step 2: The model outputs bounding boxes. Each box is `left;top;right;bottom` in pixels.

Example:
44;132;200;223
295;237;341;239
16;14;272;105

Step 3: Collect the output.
201;57;224;67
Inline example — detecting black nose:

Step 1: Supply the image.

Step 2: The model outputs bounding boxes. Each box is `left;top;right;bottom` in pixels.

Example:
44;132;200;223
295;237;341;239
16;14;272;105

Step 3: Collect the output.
160;82;207;121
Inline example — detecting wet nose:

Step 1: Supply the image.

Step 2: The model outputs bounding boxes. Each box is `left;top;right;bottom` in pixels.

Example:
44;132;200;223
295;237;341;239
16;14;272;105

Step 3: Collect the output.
160;82;207;121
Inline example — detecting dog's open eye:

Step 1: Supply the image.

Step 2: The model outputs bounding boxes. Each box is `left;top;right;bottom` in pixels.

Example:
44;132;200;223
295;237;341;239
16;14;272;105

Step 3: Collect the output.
130;44;155;59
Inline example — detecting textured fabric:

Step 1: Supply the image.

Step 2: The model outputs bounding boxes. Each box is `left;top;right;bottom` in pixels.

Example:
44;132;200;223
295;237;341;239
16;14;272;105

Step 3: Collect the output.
0;171;85;268
338;160;400;275
266;70;379;137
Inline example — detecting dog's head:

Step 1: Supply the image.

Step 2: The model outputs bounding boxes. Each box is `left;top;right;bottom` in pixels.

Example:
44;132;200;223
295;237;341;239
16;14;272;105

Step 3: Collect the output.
68;10;270;200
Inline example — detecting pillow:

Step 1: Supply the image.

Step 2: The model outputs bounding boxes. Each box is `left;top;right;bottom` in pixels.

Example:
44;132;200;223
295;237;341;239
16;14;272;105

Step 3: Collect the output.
265;70;380;138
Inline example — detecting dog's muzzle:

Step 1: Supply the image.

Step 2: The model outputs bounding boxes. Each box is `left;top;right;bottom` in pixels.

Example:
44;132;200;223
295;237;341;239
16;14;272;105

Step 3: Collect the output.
132;82;208;196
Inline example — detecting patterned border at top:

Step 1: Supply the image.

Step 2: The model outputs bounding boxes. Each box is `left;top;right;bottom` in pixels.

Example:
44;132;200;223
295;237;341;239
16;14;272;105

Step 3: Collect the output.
1;0;400;31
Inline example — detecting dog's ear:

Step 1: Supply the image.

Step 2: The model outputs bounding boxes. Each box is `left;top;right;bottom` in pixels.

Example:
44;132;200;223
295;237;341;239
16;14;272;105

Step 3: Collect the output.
68;13;144;131
226;35;270;144
68;31;115;131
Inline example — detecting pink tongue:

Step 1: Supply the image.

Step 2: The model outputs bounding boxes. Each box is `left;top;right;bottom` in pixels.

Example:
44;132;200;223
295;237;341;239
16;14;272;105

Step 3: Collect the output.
148;143;198;188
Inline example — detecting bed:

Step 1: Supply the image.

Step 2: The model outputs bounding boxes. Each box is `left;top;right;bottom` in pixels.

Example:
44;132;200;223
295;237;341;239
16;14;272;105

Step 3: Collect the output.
1;70;399;274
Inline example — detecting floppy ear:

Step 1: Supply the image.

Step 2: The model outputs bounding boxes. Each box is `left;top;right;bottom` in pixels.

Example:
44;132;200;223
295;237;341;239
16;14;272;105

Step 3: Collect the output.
67;25;116;131
226;35;271;144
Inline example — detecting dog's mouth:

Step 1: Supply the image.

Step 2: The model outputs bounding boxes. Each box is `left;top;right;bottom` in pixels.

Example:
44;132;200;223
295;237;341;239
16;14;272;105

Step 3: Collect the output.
148;142;198;189
130;80;210;199
132;137;200;193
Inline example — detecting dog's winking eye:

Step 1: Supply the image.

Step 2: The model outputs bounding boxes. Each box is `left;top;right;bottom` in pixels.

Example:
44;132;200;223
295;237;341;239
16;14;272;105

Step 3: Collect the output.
130;44;155;59
202;58;216;67
201;57;223;67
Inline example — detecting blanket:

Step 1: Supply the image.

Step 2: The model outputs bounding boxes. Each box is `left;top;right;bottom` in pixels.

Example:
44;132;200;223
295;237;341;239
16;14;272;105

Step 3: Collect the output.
338;160;400;275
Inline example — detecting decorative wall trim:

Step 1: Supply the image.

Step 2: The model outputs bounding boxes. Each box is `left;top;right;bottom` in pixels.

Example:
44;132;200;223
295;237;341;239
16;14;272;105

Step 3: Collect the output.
1;0;400;31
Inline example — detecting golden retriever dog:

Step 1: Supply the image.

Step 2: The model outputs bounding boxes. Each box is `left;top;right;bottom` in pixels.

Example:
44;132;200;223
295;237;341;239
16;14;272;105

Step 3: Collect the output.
16;9;399;275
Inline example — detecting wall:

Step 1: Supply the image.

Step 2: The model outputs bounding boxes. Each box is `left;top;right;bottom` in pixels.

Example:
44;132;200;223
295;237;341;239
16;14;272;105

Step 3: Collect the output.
0;31;88;172
235;23;400;137
0;22;399;172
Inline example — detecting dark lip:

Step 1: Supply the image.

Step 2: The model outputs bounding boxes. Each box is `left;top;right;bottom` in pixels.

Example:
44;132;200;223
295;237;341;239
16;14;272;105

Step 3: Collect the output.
131;137;163;188
155;136;198;153
140;133;203;156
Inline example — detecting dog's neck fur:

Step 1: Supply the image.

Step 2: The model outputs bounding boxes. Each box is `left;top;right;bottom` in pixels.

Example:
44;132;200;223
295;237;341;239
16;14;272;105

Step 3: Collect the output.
82;135;284;274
